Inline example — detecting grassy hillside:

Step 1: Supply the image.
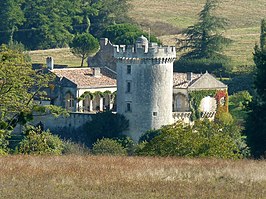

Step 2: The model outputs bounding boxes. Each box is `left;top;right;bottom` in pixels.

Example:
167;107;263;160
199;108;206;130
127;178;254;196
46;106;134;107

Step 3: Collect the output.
128;0;265;68
29;0;264;68
29;48;81;67
0;156;265;198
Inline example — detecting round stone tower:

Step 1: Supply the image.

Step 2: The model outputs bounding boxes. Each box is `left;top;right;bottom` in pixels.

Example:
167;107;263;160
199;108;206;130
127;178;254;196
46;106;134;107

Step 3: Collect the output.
114;36;176;141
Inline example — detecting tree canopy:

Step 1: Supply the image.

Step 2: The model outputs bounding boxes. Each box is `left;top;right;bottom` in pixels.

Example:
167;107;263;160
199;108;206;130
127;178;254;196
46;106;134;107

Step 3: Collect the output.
0;0;129;49
102;23;160;45
245;19;266;158
177;0;232;60
69;33;99;67
138;120;249;159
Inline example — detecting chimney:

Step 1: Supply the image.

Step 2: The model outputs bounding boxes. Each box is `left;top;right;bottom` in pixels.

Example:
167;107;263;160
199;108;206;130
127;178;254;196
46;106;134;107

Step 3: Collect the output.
92;67;101;77
46;57;54;70
187;72;192;81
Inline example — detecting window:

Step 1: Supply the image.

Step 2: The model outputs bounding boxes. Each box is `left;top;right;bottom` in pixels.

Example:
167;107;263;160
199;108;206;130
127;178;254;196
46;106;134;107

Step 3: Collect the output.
127;65;131;74
65;92;74;111
126;102;132;112
153;112;157;117
126;81;131;93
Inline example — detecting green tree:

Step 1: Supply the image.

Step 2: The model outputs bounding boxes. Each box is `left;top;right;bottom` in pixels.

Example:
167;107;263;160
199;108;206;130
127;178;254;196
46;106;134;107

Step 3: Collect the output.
90;0;130;37
0;45;66;143
177;0;232;60
0;0;25;44
102;23;160;45
245;19;266;158
70;33;99;67
92;138;127;156
17;0;73;49
138;120;248;159
18;125;64;155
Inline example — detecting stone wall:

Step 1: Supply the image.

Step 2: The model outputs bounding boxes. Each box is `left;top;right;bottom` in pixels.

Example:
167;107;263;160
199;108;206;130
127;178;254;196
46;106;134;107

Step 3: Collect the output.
115;41;176;141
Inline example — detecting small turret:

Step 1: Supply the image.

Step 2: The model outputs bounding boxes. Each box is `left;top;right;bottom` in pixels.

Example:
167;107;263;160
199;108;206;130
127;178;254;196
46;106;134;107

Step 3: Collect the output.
135;35;149;53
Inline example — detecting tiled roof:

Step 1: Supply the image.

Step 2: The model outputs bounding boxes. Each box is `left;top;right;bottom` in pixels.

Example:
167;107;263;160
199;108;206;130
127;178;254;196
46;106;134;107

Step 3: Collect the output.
173;72;202;88
51;67;116;88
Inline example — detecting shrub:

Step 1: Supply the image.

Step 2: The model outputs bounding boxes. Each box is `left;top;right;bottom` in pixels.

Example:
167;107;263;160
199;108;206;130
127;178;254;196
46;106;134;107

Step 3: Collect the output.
230;91;253;108
137;120;248;159
138;129;162;143
62;140;90;155
114;135;136;155
215;112;234;126
18;126;64;155
92;138;127;156
0;128;11;154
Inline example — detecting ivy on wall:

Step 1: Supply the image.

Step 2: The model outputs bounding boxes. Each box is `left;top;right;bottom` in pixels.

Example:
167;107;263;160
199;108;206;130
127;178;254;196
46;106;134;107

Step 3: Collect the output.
189;89;228;120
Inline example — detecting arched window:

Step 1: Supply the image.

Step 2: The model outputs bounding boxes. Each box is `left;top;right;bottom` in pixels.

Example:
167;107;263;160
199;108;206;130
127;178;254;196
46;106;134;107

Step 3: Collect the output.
65;92;74;111
173;93;189;112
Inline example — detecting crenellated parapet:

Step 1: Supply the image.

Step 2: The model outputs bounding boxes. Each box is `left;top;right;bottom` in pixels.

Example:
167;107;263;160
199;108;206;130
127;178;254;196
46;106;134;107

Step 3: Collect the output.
114;40;176;64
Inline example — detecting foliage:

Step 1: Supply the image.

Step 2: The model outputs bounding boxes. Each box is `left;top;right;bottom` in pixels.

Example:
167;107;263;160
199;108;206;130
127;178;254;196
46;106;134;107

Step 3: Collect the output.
0;129;11;154
189;90;216;120
138;129;162;143
177;0;232;60
92;138;127;156
17;0;73;49
0;45;64;133
222;73;255;95
62;140;90;155
0;0;25;44
83;111;129;146
0;0;129;49
173;58;231;75
18;126;64;155
245;19;266;158
138;120;248;159
230;91;252;109
90;0;130;37
69;33;99;67
102;23;160;45
114;135;135;155
215;112;234;126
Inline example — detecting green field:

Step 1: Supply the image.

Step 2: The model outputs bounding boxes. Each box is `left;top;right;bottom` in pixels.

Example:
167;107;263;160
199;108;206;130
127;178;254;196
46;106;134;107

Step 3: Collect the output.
29;0;264;68
0;156;265;198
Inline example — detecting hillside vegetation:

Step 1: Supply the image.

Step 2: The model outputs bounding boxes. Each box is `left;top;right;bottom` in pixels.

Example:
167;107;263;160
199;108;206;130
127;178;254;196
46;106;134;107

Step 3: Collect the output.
28;0;264;68
0;156;265;198
128;0;265;68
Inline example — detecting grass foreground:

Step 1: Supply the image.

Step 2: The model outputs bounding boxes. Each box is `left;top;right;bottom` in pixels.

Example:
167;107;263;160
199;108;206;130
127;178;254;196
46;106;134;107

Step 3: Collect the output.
0;155;265;198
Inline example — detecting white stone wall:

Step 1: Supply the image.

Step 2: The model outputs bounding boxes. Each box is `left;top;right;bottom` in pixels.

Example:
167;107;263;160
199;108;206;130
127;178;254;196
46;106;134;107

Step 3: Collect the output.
116;44;176;141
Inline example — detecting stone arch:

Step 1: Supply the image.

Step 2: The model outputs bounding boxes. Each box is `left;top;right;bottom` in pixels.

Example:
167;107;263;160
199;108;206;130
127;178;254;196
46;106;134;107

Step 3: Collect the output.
173;93;189;112
199;96;217;112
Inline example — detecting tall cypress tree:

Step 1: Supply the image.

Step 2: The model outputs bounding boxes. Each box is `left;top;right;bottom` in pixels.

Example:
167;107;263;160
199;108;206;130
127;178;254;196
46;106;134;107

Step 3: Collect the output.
177;0;232;60
245;19;266;158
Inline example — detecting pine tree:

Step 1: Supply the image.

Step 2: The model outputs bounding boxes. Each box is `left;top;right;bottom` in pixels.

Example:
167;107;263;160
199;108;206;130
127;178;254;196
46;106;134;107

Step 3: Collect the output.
177;0;232;60
245;19;266;158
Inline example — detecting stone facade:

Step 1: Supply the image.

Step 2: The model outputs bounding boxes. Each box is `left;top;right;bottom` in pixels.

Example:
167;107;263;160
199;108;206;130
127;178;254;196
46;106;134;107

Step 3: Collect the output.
114;36;176;141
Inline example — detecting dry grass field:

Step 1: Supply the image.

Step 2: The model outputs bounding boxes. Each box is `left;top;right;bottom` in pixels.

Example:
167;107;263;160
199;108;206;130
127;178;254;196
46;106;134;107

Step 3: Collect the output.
29;48;81;67
0;156;265;199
